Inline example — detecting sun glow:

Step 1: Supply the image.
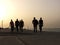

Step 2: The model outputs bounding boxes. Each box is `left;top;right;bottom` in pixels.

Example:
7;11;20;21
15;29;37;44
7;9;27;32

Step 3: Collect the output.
0;4;7;20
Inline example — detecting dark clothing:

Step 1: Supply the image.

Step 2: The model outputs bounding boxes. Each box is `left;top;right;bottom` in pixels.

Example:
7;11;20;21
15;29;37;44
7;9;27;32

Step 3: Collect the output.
10;21;14;32
19;20;24;27
19;20;24;32
32;19;38;32
39;20;43;32
15;20;19;32
32;19;38;27
15;21;19;27
39;20;43;27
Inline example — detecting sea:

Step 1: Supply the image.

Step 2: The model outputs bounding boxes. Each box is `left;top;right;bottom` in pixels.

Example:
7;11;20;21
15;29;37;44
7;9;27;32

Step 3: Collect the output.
0;28;60;32
28;28;60;32
42;28;60;32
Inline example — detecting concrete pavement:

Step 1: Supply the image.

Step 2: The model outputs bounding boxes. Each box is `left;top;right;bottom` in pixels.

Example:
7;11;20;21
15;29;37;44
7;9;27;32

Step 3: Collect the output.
0;36;25;45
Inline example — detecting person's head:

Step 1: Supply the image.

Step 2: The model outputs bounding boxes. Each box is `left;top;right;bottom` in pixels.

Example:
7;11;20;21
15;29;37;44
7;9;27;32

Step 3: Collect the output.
11;19;12;22
16;19;18;21
34;17;36;20
40;17;42;20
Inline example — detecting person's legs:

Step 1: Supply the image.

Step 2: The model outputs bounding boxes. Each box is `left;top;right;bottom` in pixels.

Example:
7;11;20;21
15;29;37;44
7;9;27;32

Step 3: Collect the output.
35;26;37;32
12;26;14;32
19;27;21;31
11;26;13;32
16;26;18;32
34;26;35;32
21;27;23;32
19;26;23;32
11;27;12;32
40;26;42;32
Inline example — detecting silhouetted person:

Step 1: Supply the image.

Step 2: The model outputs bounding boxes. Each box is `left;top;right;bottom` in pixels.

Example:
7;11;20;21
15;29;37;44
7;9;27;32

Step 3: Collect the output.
32;17;38;32
39;17;43;32
10;19;14;32
15;19;19;32
19;19;24;32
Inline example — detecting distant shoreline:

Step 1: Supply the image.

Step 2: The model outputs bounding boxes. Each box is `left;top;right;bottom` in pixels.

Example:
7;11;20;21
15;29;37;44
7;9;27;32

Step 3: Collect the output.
0;28;60;32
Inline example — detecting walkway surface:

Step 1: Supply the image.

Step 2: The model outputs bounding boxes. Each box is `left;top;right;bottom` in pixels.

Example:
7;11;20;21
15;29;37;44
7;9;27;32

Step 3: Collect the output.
0;29;60;45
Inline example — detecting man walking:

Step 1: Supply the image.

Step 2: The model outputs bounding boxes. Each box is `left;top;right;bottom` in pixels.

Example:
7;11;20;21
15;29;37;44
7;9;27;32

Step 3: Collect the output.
10;19;14;32
15;19;19;32
32;17;38;32
39;17;43;32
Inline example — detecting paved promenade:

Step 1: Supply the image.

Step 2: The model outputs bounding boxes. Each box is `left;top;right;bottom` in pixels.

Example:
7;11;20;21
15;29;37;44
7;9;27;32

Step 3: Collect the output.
0;29;60;45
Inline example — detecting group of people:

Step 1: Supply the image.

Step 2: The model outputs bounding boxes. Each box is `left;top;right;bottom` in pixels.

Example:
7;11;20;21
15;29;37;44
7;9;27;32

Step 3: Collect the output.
10;19;24;32
32;17;43;32
10;17;43;32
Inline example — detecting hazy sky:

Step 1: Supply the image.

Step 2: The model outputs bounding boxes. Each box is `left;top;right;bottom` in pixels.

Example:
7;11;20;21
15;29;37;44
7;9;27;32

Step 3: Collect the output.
0;0;60;28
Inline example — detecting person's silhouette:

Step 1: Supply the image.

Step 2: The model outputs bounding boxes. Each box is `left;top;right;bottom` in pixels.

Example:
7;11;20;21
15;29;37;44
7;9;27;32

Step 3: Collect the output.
10;19;14;32
39;17;43;32
19;19;24;32
15;19;19;32
32;17;38;32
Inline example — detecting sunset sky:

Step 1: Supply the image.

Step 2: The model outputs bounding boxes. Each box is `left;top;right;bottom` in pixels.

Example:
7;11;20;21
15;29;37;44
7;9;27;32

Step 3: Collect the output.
0;0;60;29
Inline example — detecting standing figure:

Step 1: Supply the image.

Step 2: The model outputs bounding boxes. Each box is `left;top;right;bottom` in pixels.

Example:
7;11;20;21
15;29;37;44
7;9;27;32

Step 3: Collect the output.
32;17;38;32
15;19;19;32
10;19;14;32
39;17;43;32
19;19;24;32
